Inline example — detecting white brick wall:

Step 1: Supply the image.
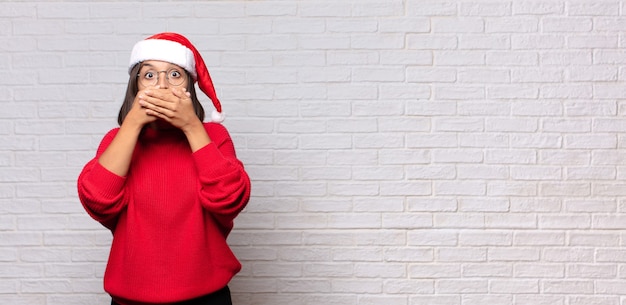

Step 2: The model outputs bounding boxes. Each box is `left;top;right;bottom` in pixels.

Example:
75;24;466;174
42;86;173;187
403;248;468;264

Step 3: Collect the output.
2;0;626;304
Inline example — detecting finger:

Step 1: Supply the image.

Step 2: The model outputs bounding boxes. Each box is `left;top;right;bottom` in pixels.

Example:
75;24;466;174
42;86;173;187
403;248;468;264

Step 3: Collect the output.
141;99;175;117
139;93;173;110
145;88;177;101
145;105;174;119
171;87;191;100
137;85;160;97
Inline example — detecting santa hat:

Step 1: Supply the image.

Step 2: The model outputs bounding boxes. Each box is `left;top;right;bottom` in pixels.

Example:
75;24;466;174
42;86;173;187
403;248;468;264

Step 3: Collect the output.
128;32;225;123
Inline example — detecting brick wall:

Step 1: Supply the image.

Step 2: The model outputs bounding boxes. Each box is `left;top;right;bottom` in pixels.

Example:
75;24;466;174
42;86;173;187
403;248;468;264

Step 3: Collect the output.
2;1;626;304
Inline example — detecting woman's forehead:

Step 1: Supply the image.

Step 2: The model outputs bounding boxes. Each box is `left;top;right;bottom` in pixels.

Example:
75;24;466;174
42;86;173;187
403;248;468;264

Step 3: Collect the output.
140;60;184;70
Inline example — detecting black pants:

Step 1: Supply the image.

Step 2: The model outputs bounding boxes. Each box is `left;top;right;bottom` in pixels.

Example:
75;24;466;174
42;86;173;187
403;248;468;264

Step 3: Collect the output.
111;286;232;305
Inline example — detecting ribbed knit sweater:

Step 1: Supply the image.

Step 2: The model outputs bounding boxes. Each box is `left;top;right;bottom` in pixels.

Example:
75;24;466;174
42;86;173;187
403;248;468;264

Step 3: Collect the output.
77;123;251;305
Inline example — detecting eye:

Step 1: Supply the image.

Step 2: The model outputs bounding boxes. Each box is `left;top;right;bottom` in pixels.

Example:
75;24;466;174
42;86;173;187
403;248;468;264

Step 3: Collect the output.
143;71;156;80
169;69;183;79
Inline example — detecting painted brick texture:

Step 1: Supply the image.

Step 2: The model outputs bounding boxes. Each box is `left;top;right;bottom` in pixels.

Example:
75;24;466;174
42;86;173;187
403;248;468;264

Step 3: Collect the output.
2;1;626;304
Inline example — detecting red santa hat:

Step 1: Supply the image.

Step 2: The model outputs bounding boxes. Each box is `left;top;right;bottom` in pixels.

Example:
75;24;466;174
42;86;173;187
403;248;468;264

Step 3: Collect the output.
128;32;225;123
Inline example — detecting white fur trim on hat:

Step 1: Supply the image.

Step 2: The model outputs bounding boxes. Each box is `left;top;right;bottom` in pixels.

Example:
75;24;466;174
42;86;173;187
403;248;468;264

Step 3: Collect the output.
211;110;225;123
128;39;197;79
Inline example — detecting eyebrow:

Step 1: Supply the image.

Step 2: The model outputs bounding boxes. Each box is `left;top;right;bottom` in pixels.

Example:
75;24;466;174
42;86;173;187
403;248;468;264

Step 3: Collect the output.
140;63;182;70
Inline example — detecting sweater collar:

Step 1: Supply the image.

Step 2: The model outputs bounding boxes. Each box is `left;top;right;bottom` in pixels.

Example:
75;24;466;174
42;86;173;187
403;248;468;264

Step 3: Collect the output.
141;124;185;142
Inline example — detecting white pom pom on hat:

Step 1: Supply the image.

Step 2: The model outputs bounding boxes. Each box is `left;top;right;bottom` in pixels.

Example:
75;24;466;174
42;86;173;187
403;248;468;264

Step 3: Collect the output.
129;32;225;123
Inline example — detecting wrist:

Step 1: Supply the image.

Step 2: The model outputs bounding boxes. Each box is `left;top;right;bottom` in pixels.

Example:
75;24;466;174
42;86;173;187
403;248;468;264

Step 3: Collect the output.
181;119;204;135
120;118;145;134
182;120;211;152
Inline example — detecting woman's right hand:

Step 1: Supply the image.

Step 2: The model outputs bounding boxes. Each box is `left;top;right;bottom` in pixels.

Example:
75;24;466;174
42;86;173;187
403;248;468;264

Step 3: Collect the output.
123;87;160;128
98;87;162;177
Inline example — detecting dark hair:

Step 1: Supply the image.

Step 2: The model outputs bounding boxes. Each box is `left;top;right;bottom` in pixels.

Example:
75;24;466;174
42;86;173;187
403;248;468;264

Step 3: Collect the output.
117;63;206;125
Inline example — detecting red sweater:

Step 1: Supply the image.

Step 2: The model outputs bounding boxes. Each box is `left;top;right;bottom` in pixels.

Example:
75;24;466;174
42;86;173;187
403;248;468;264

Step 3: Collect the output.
77;123;250;304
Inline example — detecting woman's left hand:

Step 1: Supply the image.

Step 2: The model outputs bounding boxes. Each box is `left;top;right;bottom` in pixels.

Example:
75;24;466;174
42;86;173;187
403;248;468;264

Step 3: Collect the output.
138;87;201;131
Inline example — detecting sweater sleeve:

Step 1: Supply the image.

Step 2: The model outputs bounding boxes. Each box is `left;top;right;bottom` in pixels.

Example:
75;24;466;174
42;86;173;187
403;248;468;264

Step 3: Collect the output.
193;123;251;232
76;129;127;231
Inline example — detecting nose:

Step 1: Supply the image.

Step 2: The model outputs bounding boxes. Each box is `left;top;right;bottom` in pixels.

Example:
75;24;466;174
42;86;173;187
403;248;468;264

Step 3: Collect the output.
157;71;168;88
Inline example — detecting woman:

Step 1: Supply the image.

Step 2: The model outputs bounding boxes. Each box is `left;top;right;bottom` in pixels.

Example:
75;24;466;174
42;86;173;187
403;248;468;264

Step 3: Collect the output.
77;33;251;305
